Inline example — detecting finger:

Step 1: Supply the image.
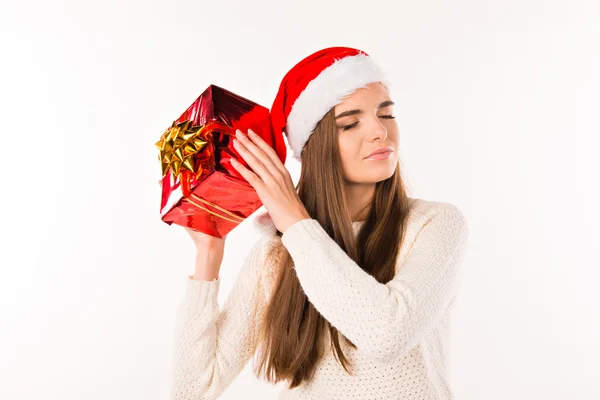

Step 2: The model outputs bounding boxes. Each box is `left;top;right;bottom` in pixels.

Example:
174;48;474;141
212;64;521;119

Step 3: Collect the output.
231;157;265;192
233;133;276;184
246;129;288;175
235;130;277;174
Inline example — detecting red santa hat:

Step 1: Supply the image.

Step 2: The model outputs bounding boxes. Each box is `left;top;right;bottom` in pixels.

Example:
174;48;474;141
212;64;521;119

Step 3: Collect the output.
270;46;392;162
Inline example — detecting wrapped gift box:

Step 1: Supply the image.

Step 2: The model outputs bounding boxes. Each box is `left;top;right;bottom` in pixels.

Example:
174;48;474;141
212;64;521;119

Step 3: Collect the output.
155;84;286;238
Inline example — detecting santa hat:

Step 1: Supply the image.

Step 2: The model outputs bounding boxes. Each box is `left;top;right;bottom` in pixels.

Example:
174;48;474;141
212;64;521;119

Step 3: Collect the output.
270;46;392;162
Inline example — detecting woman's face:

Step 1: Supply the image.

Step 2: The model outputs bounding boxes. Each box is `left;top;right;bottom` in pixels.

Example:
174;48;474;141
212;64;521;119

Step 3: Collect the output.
334;81;400;184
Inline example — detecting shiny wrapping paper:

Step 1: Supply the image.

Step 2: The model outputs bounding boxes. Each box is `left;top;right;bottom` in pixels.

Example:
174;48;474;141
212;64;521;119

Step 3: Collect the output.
156;84;287;238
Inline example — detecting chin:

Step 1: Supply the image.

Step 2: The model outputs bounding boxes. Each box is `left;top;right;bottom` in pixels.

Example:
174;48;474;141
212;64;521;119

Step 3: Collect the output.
379;166;397;181
355;170;396;184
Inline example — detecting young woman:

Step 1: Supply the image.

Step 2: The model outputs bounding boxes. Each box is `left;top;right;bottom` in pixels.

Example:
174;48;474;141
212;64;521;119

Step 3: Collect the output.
170;47;469;400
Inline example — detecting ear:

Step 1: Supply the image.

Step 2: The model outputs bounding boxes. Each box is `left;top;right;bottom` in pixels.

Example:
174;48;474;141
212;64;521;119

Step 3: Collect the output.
253;210;277;236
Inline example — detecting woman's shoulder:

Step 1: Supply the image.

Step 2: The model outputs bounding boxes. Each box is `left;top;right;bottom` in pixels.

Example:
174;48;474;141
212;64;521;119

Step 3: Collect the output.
408;196;466;220
406;196;469;238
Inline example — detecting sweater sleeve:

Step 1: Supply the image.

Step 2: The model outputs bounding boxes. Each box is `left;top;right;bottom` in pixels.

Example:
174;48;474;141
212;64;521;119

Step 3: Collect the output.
170;235;271;400
280;203;469;364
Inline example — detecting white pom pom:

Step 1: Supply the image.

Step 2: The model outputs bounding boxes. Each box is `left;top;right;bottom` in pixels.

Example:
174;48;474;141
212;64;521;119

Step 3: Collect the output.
253;210;277;236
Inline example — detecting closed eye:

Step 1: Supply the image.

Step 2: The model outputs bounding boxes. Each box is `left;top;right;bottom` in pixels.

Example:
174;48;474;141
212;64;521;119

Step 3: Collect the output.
340;115;396;131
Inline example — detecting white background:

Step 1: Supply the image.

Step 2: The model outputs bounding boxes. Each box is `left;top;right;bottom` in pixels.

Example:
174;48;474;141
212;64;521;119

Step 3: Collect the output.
1;0;598;399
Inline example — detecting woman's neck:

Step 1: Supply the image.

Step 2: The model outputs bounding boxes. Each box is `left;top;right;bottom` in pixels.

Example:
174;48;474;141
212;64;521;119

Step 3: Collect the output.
345;182;376;222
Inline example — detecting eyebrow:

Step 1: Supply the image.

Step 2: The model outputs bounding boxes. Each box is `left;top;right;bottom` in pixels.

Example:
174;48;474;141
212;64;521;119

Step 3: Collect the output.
335;100;395;120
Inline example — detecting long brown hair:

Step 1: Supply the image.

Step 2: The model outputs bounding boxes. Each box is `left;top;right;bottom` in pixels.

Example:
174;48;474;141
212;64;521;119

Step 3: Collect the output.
252;106;412;389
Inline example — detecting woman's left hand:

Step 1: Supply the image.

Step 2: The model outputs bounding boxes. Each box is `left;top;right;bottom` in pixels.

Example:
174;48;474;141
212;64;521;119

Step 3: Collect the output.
230;128;311;234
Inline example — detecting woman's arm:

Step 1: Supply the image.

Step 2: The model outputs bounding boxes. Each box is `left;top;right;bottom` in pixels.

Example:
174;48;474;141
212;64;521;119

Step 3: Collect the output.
170;235;271;400
280;202;469;364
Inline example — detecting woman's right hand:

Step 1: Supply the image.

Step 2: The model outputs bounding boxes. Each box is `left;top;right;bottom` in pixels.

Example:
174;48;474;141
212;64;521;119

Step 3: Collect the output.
184;227;227;281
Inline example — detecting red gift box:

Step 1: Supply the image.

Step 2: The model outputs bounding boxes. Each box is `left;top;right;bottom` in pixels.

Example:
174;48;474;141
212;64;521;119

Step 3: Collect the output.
155;84;286;238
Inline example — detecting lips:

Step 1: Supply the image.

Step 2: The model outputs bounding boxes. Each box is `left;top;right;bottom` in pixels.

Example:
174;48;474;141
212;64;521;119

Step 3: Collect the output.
365;147;394;159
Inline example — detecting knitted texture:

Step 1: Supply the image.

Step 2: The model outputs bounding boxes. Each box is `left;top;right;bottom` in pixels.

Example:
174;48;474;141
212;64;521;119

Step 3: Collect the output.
170;198;469;399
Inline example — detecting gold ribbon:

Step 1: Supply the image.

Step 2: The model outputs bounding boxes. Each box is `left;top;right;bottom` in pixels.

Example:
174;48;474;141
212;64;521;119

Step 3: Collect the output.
186;193;245;223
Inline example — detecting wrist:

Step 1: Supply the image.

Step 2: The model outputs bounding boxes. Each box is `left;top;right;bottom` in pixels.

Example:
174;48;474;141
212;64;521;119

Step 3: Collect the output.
282;214;311;234
195;238;225;251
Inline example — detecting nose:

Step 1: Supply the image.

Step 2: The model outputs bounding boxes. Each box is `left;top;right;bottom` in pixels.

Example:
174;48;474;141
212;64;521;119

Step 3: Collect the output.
367;115;388;142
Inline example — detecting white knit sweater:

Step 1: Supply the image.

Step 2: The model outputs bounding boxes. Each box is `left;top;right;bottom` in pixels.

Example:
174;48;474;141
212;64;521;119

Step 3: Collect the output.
170;197;469;400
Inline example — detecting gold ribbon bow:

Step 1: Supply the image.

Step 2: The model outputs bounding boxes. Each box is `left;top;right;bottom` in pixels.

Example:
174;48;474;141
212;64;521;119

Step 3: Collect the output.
155;119;213;182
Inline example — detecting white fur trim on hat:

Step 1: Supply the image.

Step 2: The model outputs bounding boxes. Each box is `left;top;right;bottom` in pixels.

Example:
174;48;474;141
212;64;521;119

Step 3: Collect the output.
286;53;391;161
